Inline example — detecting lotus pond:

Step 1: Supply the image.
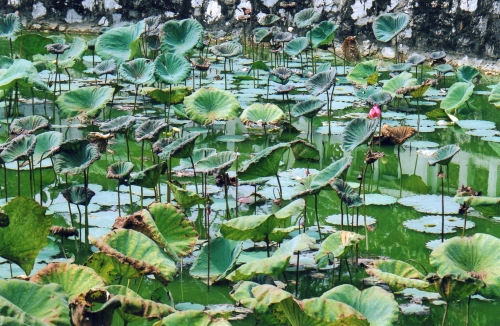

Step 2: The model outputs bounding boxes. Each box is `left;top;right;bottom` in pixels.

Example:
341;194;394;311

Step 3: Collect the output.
1;11;500;326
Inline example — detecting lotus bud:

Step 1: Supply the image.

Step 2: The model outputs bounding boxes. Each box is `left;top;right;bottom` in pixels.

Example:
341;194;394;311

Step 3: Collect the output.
172;127;181;133
52;60;57;64
368;105;381;119
288;27;294;32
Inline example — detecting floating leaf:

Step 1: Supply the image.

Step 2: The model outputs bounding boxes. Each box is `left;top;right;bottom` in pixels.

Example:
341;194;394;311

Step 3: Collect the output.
403;215;474;234
398;195;460;214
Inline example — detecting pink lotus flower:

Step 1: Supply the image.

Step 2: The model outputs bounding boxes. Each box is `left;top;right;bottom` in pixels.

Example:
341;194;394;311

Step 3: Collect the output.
368;105;381;119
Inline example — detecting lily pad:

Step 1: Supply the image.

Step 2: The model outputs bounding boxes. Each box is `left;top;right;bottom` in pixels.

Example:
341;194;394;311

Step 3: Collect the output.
325;214;376;227
398;195;460;214
456;120;495;130
364;194;398;206
403;215;475;234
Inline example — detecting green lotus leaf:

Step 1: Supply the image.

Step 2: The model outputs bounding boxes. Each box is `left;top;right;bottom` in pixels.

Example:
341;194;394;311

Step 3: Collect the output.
107;161;134;180
429;233;500;298
346;59;379;86
119;58;155;85
226;254;291;282
291;97;326;118
178;148;217;169
356;86;381;100
409;84;431;99
11;34;52;59
135;119;167;142
56;86;114;121
34;37;86;69
154;53;191;85
127;163;165;189
89;229;177;285
382;71;417;97
141;86;193;105
238;142;290;180
10;115;50;136
240;103;284;125
258;14;280;26
457;65;480;83
426;273;484;302
270;66;292;84
315;231;364;268
156;310;231;326
454;195;500;218
210;41;242;58
167;181;208;208
441;82;474;114
306;21;338;48
99;115;136;134
93;59;116;76
86;252;142;282
387;63;412;72
0;13;22;40
284;37;309;57
0;58;49;92
0;55;13;68
330;179;363;208
0;279;70;325
248;60;270;73
195;151;237;175
161;19;204;56
53;140;100;175
156;133;199;160
30;262;106;300
274;198;306;223
341;118;378;151
221;214;281;242
273;31;293;43
290;139;320;161
294;8;321;28
428;144;460;166
321;284;399;326
372;13;410;42
95;20;145;66
253;27;273;43
488;82;500;108
61;186;95;206
189;237;242;284
306;69;337;96
366;90;392;106
365;259;429;292
148;202;199;257
406;53;426;66
0;197;49;275
184;87;240;125
0;134;36;163
273;233;316;256
434;64;454;73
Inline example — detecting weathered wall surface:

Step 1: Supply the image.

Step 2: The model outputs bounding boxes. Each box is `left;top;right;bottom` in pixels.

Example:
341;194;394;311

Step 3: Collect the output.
2;0;499;59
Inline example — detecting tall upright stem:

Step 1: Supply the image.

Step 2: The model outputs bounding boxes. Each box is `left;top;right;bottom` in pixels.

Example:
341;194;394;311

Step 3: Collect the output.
440;166;445;242
441;302;449;326
314;195;322;241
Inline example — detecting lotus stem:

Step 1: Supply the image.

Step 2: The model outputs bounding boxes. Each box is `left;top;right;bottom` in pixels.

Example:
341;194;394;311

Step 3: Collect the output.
16;161;20;196
314;195;322;241
340;199;343;230
128;185;133;212
117;182;121;216
466;295;471;326
125;130;130;161
206;197;210;291
224;58;228;90
28;157;33;199
39;158;43;206
9;38;13;58
14;81;19;118
326;90;331;135
462;204;468;237
266;76;270;101
84;168;89;248
235;149;239;218
398;145;403;197
275;173;283;201
2;164;6;201
440;166;445;243
224;173;230;220
189;156;198;195
442;302;449;326
295;252;300;297
76;204;82;243
265;234;270;257
167;85;172;131
361;164;369;251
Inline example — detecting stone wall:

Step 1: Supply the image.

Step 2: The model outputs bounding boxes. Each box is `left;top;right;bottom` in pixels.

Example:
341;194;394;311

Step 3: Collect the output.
2;0;499;59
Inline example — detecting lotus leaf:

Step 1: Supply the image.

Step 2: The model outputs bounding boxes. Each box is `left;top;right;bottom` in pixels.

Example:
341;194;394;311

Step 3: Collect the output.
107;161;134;180
154;53;191;85
190;237;242;284
454;195;500;218
428;144;460;166
440;82;474;114
284;37;309;57
240;103;284;125
291;98;326;118
382;71;417;97
142;86;193;105
488;82;500;108
289;139;320;161
238;143;289;180
273;31;293;43
226;254;291;282
93;59;116;76
457;65;480;83
210;41;242;58
356;86;381;100
30;132;66;166
364;194;398;205
398;194;459;214
100;115;136;133
61;186;95;206
346;59;379;86
273;233;316;256
434;64;454;74
178;148;217;169
34;37;87;69
127;163;165;188
253;27;273;43
388;63;411;72
258;14;280;26
274;198;307;223
0;134;36;163
341;118;378;151
406;53;426;66
95;20;145;66
372;13;410;42
220;213;283;242
69;294;119;325
10;34;52;59
167;181;207;208
53;140;100;175
135;119;167;142
10;115;50;136
429;233;500;298
156;133;200;160
403;215;474;234
0;279;70;325
269;66;292;84
184;87;240;125
315;231;364;268
0;13;21;40
119;58;155;85
56;86;114;121
426;273;484;303
90;229;176;285
195;151;237;175
161;19;204;56
306;69;337;96
381;125;417;145
156;310;231;325
306;21;338;48
86;251;144;282
294;8;320;28
366;91;392;106
330;179;363;207
366;259;429;292
0;58;49;92
456;120;495;130
325;214;376;227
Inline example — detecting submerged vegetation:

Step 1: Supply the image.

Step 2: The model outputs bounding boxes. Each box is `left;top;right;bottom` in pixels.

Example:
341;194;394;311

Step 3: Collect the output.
1;8;500;326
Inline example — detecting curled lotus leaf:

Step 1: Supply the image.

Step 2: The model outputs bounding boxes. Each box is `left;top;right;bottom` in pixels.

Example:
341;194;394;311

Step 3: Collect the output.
291;97;326;118
0;58;49;92
36;37;87;69
0;279;70;325
270;66;292;82
157;310;231;326
457;65;480;83
10;115;50;136
365;259;429;292
99;115;136;134
44;42;69;54
381;125;417;145
86;252;143;283
69;295;120;326
366;91;392;106
119;58;155;85
135;119;168;142
346;59;379;86
30;262;106;300
330;179;362;207
284;37;309;57
258;14;280;26
160;19;204;56
191;56;211;71
426;273;484;302
238;142;290;180
55;86;114;122
0;134;36;163
277;84;295;94
341;118;378;151
95;21;145;66
430;51;446;61
93;59;116;76
372;13;410;42
306;21;338;48
488;82;500;108
240;103;284;125
387;63;412;72
194;151;237;176
0;13;22;39
210;41;242;58
178;148;216;169
61;186;95;206
53;140;100;175
321;284;399;326
454;195;500;218
87;132;114;154
315;231;364;268
273;233;316;256
382;71;417;97
154;53;191;85
155;133;200;160
107;161;134;180
294;8;320;28
184;87;240;126
306;69;337;96
434;64;454;73
428;144;460;166
253;27;273;43
89;229;177;285
167;181;208;208
289;139;320;161
273;31;293;43
226;254;291;282
406;53;426;66
429;233;500;298
127;163;166;189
